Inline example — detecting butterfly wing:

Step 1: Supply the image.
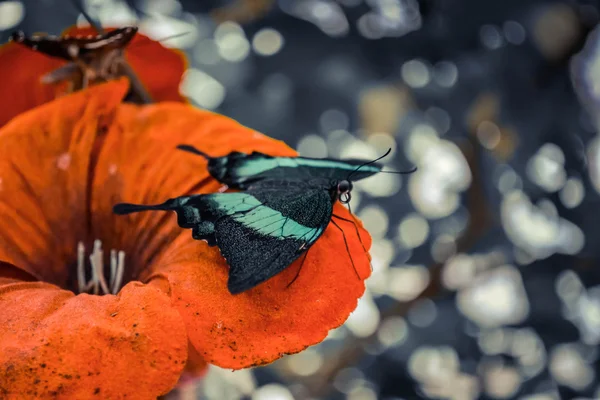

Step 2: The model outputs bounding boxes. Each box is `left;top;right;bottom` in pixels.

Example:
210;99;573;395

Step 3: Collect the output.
74;27;138;55
11;27;137;61
177;145;382;189
219;180;333;293
11;32;74;60
159;179;333;293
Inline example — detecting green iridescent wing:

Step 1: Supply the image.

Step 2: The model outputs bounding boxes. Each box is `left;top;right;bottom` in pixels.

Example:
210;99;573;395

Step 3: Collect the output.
176;145;382;189
113;179;333;294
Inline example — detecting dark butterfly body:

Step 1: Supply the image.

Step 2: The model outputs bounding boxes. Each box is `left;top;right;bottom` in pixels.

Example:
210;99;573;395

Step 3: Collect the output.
113;146;385;294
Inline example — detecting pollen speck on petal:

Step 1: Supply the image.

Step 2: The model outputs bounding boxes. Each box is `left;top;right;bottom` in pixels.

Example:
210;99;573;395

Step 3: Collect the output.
56;153;71;170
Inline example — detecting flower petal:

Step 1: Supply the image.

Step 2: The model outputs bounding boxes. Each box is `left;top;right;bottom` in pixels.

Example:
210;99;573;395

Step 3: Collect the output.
0;26;187;127
91;102;371;368
0;278;187;398
180;340;209;384
0;260;36;283
0;80;129;285
0;42;65;127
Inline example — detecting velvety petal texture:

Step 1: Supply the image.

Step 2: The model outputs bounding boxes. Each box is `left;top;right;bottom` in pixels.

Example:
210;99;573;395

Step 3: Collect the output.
0;26;187;127
0;279;187;398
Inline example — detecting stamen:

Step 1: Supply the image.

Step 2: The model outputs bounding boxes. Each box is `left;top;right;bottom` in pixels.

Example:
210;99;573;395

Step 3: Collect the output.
109;249;117;289
88;248;99;294
77;242;86;293
112;251;126;295
75;240;126;295
89;240;110;294
86;257;98;294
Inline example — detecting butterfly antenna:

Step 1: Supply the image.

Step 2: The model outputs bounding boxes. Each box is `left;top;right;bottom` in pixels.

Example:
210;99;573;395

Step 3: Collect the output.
332;211;372;271
331;219;362;280
176;144;211;159
346;148;417;180
377;166;418;174
347;148;392;181
127;31;192;49
72;0;103;33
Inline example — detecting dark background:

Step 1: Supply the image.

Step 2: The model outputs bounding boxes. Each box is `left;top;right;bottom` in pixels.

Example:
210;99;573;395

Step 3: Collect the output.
3;0;600;398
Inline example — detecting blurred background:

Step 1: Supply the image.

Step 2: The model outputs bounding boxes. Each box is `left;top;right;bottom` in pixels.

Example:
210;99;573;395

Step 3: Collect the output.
3;0;600;398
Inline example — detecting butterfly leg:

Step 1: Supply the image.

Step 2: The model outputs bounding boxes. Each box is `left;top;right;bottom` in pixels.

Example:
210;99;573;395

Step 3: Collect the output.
67;49;97;89
102;50;123;77
332;212;372;271
285;250;310;289
332;214;368;253
331;219;362;280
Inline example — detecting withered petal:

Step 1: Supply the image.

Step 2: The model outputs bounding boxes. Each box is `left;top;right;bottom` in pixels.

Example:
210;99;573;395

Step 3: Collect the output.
0;277;188;398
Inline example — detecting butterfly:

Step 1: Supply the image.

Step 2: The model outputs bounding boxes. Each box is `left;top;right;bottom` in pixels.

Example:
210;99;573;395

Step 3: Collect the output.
9;26;154;104
174;144;383;192
113;146;415;294
10;27;138;88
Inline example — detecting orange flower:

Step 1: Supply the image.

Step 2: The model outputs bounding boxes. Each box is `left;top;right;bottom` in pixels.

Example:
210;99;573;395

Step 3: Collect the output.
0;79;371;397
0;25;187;128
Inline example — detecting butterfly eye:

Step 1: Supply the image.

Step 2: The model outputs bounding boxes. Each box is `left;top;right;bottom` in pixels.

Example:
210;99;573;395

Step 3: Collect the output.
10;31;25;42
337;180;352;194
337;180;353;204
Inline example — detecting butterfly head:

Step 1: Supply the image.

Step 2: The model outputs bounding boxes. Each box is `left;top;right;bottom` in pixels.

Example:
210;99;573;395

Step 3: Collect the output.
10;31;26;43
336;179;353;204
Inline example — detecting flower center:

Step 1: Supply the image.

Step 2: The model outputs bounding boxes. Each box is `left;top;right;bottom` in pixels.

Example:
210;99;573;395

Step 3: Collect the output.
75;239;126;295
